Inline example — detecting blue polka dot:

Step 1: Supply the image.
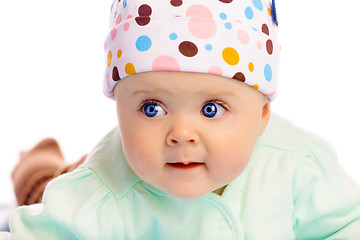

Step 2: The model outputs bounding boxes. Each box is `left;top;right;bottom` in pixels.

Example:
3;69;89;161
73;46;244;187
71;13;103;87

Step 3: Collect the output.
169;33;177;40
205;44;213;51
225;22;232;29
245;7;254;20
272;0;279;26
123;0;127;8
252;0;263;11
264;64;272;81
136;35;152;52
114;12;117;19
220;13;227;20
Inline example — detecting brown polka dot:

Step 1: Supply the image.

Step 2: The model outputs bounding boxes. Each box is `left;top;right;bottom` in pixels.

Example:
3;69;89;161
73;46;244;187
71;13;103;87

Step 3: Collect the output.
170;0;183;7
179;41;198;57
112;66;121;81
138;4;152;16
135;16;151;26
266;39;273;55
219;0;233;3
262;24;269;36
232;72;246;82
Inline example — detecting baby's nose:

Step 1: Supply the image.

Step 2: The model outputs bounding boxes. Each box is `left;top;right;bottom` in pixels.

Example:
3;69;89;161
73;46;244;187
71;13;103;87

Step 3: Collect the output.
166;121;200;146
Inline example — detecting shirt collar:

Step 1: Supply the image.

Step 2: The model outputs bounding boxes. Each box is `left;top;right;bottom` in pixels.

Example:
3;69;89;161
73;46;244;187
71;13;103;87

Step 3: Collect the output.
84;126;142;199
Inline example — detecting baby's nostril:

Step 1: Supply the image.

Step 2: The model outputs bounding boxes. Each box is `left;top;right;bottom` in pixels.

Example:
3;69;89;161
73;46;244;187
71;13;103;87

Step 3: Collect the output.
168;137;197;145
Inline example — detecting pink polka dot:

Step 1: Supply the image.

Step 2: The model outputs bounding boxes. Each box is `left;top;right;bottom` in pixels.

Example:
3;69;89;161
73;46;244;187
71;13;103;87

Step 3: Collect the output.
152;56;181;71
116;14;122;25
268;92;276;98
208;66;223;76
188;18;217;39
186;5;217;39
257;40;262;50
106;74;111;88
186;4;213;18
237;30;249;44
124;23;130;31
110;28;117;41
104;42;108;51
103;88;114;99
123;15;133;31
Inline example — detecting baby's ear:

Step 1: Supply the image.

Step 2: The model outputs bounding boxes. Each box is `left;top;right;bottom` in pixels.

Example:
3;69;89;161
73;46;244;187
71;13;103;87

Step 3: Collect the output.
258;101;271;136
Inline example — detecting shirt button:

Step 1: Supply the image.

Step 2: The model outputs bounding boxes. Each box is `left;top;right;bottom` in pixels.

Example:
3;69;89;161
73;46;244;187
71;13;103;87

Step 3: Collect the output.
217;218;229;231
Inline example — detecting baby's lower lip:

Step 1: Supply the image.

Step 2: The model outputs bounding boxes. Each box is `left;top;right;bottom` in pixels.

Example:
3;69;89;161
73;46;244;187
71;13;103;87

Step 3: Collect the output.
167;162;205;169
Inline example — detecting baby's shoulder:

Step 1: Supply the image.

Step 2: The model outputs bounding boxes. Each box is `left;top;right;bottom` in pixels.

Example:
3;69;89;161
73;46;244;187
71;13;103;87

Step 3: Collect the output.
44;167;118;210
259;113;336;160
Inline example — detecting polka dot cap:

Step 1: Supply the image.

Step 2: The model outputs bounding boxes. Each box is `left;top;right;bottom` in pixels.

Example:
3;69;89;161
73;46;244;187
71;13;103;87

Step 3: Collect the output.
104;0;280;100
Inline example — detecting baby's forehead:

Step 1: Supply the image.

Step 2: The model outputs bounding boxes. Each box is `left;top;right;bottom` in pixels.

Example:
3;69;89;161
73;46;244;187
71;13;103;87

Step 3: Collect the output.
120;71;261;99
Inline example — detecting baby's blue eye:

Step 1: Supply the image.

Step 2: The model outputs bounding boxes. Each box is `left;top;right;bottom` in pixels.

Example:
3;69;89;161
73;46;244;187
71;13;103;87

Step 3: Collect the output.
142;103;166;118
202;103;226;118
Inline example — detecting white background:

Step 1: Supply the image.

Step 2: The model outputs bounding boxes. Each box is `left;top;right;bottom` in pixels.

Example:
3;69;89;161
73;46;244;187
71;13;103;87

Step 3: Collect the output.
0;0;359;205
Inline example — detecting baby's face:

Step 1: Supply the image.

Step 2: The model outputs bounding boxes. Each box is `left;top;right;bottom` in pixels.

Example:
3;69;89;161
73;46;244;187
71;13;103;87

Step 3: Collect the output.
114;71;270;199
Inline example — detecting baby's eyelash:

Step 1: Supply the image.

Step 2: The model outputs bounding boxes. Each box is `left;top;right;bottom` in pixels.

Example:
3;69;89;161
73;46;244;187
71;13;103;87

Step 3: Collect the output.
205;98;230;111
138;98;162;111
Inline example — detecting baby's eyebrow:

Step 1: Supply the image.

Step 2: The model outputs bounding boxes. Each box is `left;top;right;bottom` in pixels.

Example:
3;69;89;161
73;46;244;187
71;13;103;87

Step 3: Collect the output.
131;89;173;97
195;91;238;98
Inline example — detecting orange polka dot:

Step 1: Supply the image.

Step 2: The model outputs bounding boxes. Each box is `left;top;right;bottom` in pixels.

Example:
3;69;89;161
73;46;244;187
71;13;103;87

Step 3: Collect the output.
251;84;259;89
117;49;122;58
125;63;136;75
222;47;239;66
107;51;112;68
248;62;254;72
267;7;272;16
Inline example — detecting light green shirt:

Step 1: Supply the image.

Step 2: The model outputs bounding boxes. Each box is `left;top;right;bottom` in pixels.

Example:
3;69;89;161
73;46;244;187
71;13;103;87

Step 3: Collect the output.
3;114;360;239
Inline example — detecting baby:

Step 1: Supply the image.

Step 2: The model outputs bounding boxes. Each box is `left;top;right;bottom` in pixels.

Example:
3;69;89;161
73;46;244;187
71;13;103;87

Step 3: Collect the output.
2;0;360;239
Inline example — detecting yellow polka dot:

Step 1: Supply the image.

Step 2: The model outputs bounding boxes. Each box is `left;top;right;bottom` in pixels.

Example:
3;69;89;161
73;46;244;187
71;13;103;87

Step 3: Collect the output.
248;62;254;72
107;51;112;68
251;84;259;90
222;47;239;66
117;49;122;58
125;63;136;75
267;7;272;16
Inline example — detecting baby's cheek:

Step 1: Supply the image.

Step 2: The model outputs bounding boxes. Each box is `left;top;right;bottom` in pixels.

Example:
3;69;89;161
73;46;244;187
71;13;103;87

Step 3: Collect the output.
123;134;154;161
122;137;158;179
212;139;253;174
121;119;156;155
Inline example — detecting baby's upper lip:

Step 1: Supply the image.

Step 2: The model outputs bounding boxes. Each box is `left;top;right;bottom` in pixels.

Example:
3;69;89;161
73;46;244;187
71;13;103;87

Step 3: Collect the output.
167;160;204;164
167;157;204;165
169;161;203;165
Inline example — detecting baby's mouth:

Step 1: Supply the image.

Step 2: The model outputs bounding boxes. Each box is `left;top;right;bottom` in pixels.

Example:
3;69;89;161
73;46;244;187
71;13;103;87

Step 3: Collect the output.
167;162;205;169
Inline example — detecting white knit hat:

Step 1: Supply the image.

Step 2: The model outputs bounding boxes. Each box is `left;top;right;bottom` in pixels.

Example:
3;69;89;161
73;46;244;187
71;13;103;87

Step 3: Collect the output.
104;0;280;100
